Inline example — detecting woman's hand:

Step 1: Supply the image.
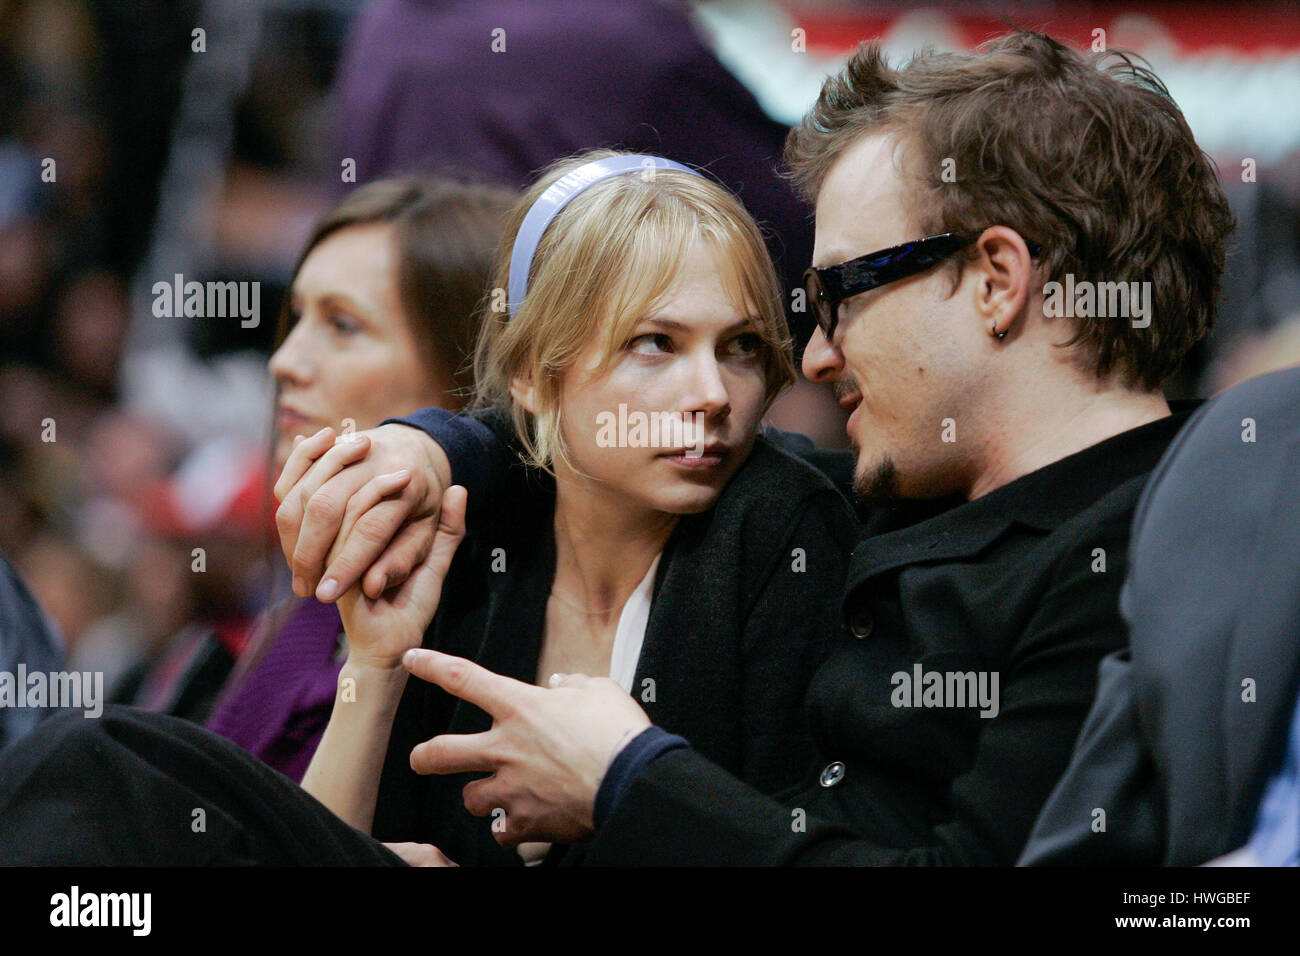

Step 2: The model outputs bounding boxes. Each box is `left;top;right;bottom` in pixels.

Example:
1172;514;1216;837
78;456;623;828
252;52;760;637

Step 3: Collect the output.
383;842;458;867
335;483;469;673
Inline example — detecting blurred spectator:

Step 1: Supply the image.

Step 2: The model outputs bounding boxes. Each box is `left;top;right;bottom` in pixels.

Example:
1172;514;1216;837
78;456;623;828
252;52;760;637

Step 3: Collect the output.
201;176;512;778
331;0;849;445
0;549;65;751
1210;312;1300;392
1022;366;1300;865
333;0;813;325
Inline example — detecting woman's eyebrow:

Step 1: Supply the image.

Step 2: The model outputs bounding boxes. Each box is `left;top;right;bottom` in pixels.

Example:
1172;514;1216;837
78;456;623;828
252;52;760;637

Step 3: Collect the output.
641;317;756;334
316;290;373;318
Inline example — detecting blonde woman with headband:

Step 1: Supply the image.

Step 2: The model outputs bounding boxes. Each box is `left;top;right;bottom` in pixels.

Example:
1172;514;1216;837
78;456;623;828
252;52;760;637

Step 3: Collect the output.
297;149;858;866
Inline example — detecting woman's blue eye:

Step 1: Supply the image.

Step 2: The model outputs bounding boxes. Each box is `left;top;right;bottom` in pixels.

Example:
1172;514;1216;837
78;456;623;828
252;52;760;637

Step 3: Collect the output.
629;333;673;354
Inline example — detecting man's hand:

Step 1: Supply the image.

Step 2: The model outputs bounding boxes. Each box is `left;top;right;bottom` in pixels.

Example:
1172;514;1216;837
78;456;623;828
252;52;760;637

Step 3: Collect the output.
274;424;451;602
401;649;652;846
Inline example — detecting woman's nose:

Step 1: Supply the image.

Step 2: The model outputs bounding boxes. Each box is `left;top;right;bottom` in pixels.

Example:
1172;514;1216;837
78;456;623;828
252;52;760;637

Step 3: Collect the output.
268;323;313;386
685;354;731;418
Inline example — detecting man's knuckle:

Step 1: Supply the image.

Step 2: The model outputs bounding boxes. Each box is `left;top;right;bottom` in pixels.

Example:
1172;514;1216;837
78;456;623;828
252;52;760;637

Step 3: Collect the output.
353;514;396;548
303;491;342;524
274;503;295;531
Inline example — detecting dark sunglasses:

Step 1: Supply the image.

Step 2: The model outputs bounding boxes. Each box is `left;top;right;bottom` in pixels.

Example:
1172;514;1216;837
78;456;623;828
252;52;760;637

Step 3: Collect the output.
802;231;1043;341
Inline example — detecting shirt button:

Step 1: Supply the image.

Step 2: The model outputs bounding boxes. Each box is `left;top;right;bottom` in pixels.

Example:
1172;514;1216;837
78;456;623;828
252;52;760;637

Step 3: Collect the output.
819;761;846;788
849;609;873;639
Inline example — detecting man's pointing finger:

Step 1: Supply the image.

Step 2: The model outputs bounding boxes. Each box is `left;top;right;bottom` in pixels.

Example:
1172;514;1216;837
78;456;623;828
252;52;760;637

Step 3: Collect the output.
402;648;530;718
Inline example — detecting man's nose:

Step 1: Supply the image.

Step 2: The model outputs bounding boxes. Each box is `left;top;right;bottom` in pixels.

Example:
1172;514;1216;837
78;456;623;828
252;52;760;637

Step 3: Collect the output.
801;325;845;384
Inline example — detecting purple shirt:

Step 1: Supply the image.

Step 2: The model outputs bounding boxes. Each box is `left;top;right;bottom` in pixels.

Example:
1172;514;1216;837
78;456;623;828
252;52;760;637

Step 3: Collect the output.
206;598;345;783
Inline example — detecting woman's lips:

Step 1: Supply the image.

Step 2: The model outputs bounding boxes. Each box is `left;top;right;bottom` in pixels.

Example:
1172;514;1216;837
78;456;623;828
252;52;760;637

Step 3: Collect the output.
276;407;312;434
661;452;724;470
659;445;728;470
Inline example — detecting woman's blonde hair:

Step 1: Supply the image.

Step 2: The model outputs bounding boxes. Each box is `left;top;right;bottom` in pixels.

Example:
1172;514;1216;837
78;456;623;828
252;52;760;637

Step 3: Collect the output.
472;149;796;475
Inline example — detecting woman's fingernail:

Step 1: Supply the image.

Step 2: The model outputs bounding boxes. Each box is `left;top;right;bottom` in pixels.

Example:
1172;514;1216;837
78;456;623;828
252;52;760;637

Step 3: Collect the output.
292;575;306;597
317;577;339;601
388;469;410;482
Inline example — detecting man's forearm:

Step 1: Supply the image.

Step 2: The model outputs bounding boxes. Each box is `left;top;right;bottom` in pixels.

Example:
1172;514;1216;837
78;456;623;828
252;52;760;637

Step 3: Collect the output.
384;407;509;505
582;746;894;866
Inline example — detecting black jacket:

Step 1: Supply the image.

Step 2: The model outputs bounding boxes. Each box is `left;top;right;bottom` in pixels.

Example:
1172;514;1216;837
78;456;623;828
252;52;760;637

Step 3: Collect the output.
370;429;859;865
575;410;1194;864
1021;369;1300;866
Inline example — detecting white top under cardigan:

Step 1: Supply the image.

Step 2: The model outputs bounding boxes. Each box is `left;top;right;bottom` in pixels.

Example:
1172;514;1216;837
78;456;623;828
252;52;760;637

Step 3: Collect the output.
606;553;661;694
518;552;662;865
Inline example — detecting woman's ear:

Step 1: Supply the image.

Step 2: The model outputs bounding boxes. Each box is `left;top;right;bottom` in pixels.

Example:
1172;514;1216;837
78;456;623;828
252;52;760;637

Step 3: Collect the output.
509;373;538;415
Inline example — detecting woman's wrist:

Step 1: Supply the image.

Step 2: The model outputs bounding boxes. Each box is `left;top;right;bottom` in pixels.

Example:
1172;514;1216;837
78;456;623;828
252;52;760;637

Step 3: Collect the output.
337;658;410;707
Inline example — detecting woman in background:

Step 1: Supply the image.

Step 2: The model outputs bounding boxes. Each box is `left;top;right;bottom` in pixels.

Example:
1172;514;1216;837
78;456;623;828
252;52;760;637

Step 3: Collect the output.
202;176;513;780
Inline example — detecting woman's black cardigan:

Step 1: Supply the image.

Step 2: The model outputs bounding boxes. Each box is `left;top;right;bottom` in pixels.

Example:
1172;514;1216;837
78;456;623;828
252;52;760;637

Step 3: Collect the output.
370;431;859;866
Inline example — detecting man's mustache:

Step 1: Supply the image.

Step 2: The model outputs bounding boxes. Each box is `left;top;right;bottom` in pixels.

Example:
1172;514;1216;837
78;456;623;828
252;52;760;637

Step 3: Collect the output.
834;376;861;402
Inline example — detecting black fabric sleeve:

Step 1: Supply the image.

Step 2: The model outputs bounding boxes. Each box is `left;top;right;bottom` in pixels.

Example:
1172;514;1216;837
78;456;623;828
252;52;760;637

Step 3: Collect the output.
383;407;510;504
384;406;540;532
759;427;855;502
594;727;690;828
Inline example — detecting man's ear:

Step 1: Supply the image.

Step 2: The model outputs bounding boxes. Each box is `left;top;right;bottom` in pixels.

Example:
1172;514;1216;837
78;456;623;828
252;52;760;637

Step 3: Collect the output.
509;373;538;415
971;226;1035;338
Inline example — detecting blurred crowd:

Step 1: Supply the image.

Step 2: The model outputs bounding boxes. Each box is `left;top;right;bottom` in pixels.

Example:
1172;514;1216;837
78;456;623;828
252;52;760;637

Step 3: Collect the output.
2;0;1299;713
0;0;320;703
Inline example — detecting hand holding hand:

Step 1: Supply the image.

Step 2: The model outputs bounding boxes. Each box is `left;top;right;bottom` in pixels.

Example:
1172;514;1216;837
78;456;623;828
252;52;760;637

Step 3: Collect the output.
274;424;451;602
335;485;468;673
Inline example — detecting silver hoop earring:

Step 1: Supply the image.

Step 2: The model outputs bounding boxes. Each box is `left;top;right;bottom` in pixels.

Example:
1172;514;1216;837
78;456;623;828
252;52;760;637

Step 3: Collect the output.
992;322;1007;341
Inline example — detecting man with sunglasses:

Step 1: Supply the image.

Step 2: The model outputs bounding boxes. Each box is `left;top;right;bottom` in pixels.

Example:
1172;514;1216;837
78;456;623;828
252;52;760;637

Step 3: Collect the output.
274;32;1234;864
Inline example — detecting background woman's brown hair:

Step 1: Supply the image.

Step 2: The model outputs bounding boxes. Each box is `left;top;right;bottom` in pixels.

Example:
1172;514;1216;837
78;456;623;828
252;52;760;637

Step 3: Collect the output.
275;176;515;406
